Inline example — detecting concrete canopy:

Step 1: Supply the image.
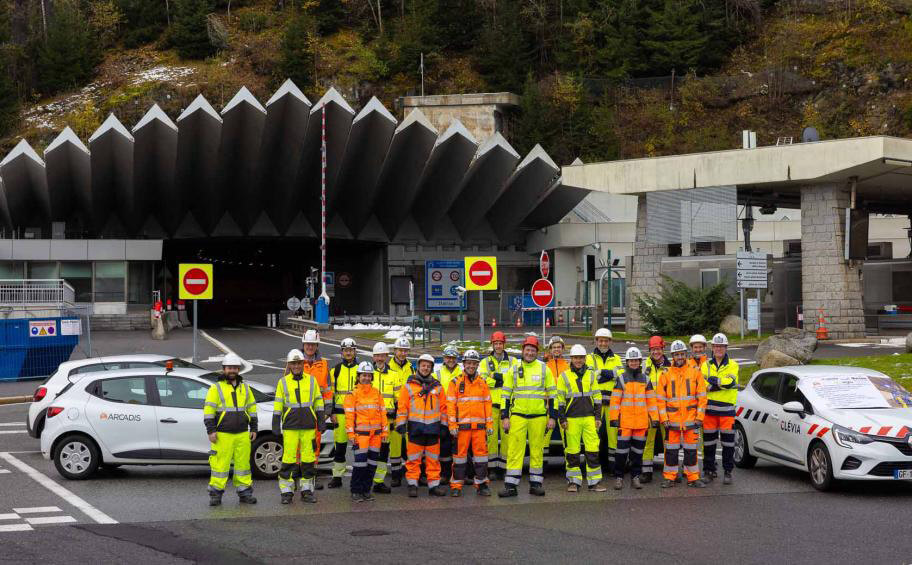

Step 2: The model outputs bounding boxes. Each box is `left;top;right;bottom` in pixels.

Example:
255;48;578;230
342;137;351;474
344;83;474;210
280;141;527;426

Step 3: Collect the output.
449;132;520;238
487;144;561;240
44;127;91;229
175;95;222;237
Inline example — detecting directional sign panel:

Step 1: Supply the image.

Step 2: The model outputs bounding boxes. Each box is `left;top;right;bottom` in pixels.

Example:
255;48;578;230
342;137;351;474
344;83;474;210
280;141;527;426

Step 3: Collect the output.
736;250;767;260
464;256;498;291
736;258;767;270
737;279;767;289
737;270;767;281
179;263;213;300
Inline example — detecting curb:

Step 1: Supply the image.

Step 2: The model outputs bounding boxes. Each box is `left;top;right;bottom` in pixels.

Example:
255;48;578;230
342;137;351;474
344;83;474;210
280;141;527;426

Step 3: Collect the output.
0;396;31;405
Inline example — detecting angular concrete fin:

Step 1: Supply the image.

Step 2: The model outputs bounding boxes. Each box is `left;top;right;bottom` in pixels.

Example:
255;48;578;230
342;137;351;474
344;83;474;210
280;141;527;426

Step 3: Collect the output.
326;213;353;239
1;139;45;168
266;79;312;107
140;215;167;238
174;211;207;238
89;113;134;143
248;210;280;237
517;143;559;172
178;94;222;123
311;87;355;115
435;119;476;147
354;96;397;125
133;104;178;133
570;157;584;165
396;108;436;135
211;211;244;237
476;131;519;159
285;210;317;237
356;214;389;242
45;127;90;156
222;86;267;115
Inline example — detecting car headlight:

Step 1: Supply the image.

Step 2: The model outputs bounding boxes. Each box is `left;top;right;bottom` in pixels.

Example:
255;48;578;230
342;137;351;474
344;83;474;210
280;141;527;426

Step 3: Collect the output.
831;424;873;449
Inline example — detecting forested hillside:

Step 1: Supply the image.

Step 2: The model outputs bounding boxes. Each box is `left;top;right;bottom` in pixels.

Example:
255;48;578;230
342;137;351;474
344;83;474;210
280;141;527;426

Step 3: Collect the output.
2;0;912;165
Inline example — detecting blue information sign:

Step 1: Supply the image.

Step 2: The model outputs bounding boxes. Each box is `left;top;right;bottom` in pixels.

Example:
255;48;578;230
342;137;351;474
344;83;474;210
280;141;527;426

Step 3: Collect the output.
425;260;466;311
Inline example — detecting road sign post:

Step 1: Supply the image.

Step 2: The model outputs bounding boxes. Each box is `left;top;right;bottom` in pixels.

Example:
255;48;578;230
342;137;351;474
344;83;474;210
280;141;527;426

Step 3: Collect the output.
736;251;769;339
465;256;498;342
179;263;214;364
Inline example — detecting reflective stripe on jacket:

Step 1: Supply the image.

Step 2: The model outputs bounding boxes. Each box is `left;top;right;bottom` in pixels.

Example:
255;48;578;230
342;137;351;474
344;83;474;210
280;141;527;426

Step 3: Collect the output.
446;372;493;432
373;365;400;416
204;378;257;434
480;353;515;408
274;372;324;430
656;364;707;430
608;369;659;429
700;355;739;415
502;360;555;417
331;361;359;414
556;367;601;419
586;350;623;396
396;375;448;436
344;383;388;439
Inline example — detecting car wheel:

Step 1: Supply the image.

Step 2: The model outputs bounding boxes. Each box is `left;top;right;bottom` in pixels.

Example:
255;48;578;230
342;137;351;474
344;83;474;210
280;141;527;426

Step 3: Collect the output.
733;423;757;469
808;441;834;491
251;435;283;479
53;434;100;480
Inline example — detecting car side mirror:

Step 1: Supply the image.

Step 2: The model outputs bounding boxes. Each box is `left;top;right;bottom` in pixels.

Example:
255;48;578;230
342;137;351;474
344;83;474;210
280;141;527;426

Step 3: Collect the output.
782;401;805;417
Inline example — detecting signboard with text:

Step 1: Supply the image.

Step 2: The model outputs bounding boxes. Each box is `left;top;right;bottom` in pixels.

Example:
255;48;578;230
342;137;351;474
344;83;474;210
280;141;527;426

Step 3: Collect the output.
425;260;466;311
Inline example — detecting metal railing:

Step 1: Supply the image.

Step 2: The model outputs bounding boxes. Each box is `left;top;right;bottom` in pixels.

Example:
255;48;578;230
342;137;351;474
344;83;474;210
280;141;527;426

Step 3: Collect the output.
0;279;75;306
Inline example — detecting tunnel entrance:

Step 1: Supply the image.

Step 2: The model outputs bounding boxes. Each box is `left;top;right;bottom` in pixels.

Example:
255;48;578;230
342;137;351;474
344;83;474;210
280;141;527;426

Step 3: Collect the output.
163;238;387;327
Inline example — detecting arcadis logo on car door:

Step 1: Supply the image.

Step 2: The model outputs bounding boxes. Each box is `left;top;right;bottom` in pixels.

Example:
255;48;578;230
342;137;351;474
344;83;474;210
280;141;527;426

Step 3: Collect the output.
99;412;142;422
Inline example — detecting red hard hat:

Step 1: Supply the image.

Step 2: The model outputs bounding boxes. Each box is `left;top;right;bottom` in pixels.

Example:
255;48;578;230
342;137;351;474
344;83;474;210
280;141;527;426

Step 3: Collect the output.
648;336;665;349
491;331;506;344
522;335;539;349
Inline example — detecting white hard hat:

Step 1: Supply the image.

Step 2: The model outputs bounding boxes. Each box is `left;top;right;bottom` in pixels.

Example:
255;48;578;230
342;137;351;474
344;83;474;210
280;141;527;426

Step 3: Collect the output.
341;337;357;349
689;334;707;345
372;342;390;355
286;349;305;362
301;329;320;344
222;352;244;367
569;344;587;357
594;328;613;339
462;350;480;362
625;347;643;361
548;335;564;346
357;361;374;374
443;346;459;358
669;340;687;353
711;333;729;346
394;337;411;349
418;353;435;364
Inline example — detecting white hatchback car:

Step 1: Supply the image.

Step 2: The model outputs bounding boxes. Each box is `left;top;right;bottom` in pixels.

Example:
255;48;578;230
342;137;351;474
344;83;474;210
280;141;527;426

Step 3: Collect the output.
734;365;912;490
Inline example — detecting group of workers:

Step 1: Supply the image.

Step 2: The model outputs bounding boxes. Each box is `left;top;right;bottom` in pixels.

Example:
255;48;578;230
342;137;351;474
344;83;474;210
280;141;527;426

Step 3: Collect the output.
203;327;739;505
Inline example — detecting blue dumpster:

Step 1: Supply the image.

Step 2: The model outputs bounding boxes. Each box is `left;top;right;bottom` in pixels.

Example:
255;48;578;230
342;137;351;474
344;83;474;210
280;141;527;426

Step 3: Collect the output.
0;317;79;380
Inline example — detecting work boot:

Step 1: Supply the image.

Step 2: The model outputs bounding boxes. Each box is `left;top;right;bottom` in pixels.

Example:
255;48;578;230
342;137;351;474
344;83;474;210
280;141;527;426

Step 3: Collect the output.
351;492;364;502
660;479;676;488
408;486;419;498
489;469;504;481
704;470;717;482
301;491;317;503
674;475;683;484
362;492;375;502
390;471;403;488
567;483;579;493
418;476;428;487
613;478;624;490
688;479;707;488
498;485;518;498
373;482;392;494
723;472;733;485
280;492;294;505
632;476;643;490
477;484;492;497
327;477;343;489
440;475;450;486
238;490;257;504
208;491;223;507
529;483;546;496
589;482;608;493
451;488;462;497
314;479;324;491
640;472;653;484
429;486;448;497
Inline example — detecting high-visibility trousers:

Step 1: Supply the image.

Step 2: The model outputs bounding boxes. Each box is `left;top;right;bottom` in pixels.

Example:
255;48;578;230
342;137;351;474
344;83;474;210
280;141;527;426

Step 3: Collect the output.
643;424;664;475
598;406;618;473
565;417;602;486
374;424;402;484
351;432;382;494
439;428;453;482
664;428;700;482
486;407;505;472
703;414;735;474
208;431;252;493
505;415;548;486
332;413;348;478
405;435;441;488
452;429;489;490
615;427;648;478
279;428;316;494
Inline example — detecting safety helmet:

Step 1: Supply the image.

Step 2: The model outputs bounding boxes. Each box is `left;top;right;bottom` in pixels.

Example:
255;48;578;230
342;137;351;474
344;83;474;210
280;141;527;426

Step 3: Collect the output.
418;353;435;365
490;331;506;344
372;342;390;355
462;349;480;362
357;361;374;374
689;334;707;345
301;329;320;345
594;328;613;339
625;347;643;361
648;336;665;349
569;344;587;357
286;349;305;362
222;352;243;367
443;346;459;358
711;333;729;346
669;340;687;354
548;335;564;346
340;337;357;349
394;336;411;350
522;335;540;350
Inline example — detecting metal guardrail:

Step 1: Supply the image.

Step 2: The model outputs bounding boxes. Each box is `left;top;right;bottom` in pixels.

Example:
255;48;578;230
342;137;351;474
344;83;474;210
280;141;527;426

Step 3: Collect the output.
0;279;75;306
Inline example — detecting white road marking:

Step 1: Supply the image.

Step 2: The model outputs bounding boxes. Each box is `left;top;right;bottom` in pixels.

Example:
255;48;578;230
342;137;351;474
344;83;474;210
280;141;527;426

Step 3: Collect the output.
250;363;283;372
0;513;19;520
0;469;10;474
24;516;76;525
247;359;274;365
13;506;61;514
0;422;26;426
0;431;27;435
0;524;32;532
0;453;117;524
200;331;253;375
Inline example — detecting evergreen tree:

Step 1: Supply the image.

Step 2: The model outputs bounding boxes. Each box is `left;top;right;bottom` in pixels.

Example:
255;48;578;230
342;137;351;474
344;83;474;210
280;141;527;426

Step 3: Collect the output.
280;9;315;89
36;1;102;96
0;57;19;137
172;0;216;59
116;0;167;47
641;0;708;74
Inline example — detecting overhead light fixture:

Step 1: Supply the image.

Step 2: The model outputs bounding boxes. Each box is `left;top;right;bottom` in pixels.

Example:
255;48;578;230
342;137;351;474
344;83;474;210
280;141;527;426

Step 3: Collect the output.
883;157;912;167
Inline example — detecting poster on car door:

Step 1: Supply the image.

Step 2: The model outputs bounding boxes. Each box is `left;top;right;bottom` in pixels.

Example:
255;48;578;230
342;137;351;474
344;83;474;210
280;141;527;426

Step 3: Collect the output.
801;375;891;409
425;260;466;311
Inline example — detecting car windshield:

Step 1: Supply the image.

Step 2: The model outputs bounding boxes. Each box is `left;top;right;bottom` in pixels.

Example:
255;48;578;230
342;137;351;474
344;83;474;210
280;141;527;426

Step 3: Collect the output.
154;358;204;370
799;374;912;410
198;372;223;382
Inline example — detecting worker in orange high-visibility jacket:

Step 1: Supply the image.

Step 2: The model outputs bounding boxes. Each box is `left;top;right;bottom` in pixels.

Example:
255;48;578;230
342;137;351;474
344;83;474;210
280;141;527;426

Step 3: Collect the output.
300;330;333;491
344;362;388;502
656;340;707;489
446;349;493;497
609;347;659;490
396;354;449;497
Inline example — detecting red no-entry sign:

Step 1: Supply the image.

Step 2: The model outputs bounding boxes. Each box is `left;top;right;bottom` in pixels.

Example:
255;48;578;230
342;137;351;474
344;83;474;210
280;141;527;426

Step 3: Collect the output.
467;259;494;288
182;268;210;297
540;251;550;279
531;278;554;308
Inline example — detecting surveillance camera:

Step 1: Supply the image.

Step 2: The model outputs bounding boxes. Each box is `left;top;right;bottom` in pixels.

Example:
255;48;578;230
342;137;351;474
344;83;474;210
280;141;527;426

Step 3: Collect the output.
456;286;467;293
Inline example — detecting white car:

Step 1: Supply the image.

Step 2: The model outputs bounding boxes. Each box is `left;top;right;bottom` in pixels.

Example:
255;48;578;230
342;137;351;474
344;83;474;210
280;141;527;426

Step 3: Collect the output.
734;365;912;490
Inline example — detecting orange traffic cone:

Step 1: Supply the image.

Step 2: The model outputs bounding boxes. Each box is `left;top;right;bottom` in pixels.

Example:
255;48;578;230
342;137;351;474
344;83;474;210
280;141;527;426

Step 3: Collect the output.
816;309;829;340
558;311;564;324
546;318;551;328
492;318;497;328
516;317;522;328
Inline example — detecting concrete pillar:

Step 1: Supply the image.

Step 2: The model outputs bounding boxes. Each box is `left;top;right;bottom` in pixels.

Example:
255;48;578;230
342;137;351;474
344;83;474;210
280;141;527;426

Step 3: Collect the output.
625;195;666;334
800;183;865;338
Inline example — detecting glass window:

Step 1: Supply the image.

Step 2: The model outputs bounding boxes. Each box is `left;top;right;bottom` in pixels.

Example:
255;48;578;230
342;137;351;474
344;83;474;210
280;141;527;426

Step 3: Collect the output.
60;262;92;302
780;375;813;413
752;373;781;402
70;363;109;376
0;262;24;279
95;261;125;302
128;262;152;304
155;377;209;409
701;269;720;289
611;276;626;309
96;377;148;405
27;261;58;279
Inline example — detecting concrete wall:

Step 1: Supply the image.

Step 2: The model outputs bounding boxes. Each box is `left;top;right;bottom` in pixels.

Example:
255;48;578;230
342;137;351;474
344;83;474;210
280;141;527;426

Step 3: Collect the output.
401;93;520;145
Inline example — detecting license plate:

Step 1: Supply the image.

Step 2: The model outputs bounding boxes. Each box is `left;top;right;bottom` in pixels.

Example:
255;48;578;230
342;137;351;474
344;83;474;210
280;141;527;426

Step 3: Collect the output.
894;469;912;480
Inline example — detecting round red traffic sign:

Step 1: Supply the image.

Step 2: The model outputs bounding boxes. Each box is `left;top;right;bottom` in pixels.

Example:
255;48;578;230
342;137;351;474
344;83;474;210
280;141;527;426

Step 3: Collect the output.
183;268;210;296
531;278;554;308
540;251;550;279
468;260;494;287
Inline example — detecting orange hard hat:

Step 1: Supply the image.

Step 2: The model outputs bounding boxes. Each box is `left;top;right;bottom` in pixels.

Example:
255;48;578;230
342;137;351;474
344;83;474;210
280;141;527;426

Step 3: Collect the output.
648;336;665;349
491;331;506;344
522;335;540;350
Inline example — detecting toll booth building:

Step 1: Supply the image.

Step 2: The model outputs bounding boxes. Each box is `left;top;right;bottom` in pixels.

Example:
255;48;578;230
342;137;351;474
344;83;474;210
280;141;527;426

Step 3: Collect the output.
0;86;591;327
